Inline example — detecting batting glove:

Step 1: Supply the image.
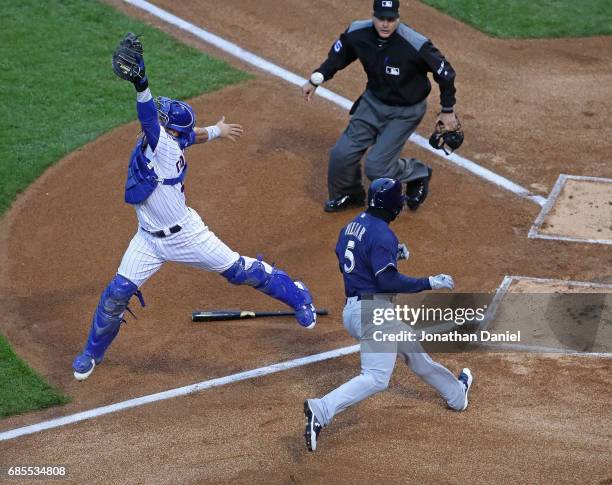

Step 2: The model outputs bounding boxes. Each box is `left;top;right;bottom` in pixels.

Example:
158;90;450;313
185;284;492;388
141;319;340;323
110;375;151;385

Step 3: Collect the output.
397;243;410;261
429;274;454;290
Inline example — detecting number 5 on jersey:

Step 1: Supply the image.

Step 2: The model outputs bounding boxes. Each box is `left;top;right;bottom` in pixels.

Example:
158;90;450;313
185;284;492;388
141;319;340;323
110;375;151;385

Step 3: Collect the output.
343;240;356;273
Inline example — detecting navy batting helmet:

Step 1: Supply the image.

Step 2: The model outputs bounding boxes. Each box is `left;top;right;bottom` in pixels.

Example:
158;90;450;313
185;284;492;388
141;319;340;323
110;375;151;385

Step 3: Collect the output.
155;96;196;134
368;178;405;217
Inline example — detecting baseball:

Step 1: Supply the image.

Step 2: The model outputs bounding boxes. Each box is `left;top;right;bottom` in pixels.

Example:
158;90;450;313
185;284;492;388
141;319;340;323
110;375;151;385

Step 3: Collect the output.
310;72;324;86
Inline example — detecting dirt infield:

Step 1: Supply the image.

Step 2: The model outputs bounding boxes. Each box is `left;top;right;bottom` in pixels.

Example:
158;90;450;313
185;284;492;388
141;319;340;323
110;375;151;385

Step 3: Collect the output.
1;1;611;483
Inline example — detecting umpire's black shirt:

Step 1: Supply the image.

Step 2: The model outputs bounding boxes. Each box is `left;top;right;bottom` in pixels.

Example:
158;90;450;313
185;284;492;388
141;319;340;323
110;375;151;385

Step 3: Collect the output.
315;20;456;110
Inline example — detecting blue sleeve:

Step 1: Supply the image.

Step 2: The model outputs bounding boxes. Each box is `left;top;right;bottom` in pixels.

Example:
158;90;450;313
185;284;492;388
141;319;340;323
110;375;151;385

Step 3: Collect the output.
178;130;196;149
376;267;431;293
136;97;161;151
370;243;397;276
370;230;399;276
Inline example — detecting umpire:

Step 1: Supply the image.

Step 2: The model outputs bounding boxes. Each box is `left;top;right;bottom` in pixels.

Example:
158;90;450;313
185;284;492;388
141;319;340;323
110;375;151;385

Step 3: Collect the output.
302;0;460;212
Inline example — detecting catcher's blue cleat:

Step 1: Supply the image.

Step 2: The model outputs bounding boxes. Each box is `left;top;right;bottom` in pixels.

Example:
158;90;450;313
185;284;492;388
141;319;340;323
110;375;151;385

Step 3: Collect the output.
72;351;97;381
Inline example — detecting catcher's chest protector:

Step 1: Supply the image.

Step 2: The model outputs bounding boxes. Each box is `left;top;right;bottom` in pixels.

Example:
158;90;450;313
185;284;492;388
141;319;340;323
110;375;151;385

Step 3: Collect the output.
124;139;187;205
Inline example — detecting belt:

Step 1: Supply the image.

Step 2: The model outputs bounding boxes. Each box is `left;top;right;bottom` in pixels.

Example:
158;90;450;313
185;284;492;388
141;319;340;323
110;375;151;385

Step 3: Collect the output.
144;224;182;238
346;294;394;304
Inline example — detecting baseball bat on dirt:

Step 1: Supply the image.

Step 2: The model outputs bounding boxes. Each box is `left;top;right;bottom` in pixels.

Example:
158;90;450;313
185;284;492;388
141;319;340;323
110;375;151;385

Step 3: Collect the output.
192;309;329;322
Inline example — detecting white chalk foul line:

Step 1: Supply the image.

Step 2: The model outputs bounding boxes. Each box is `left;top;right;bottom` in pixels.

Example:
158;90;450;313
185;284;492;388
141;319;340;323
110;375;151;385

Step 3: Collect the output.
123;0;545;207
0;345;359;442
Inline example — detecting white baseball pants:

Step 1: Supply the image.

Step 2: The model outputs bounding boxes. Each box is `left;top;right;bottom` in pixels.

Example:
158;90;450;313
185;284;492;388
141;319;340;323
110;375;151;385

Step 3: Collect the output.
118;208;240;288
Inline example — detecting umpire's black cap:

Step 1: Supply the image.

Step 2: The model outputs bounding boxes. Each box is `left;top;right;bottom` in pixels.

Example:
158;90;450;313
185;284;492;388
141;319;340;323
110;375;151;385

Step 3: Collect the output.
373;0;400;19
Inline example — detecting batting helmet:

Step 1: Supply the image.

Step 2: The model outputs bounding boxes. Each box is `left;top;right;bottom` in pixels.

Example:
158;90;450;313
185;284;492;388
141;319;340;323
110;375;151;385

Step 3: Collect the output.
368;178;405;217
155;96;196;134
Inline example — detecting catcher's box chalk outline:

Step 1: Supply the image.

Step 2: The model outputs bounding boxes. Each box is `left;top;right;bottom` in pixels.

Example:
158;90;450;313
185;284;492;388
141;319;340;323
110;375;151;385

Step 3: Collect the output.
477;275;612;356
2;275;609;443
123;0;546;207
528;174;612;245
415;275;612;356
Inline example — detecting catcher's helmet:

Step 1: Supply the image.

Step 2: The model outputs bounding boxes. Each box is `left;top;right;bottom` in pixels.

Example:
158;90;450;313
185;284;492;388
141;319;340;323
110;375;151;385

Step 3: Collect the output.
155;96;196;134
368;178;405;217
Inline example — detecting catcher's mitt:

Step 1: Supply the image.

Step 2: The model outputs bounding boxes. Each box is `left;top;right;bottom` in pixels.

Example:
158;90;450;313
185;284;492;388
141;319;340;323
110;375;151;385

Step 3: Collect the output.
112;32;145;82
429;116;464;155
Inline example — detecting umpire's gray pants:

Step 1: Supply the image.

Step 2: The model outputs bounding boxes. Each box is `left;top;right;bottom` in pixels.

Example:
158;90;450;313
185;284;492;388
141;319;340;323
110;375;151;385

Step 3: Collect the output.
307;298;467;427
328;90;428;199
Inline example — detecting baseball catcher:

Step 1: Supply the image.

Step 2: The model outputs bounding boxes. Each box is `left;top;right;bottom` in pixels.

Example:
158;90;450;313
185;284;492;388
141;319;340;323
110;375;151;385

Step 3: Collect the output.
72;33;317;381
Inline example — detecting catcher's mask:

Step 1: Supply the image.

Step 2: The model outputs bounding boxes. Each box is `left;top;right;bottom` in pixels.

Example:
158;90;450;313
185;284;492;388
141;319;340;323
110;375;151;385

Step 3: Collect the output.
368;178;405;217
155;96;196;134
429;119;464;155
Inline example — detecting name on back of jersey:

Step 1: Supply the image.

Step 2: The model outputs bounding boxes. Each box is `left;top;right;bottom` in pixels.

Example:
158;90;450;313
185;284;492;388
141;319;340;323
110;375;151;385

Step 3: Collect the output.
345;221;366;241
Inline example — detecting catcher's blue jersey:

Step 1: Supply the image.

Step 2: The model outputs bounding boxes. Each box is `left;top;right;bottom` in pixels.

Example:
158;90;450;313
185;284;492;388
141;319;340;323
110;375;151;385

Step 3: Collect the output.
335;212;398;297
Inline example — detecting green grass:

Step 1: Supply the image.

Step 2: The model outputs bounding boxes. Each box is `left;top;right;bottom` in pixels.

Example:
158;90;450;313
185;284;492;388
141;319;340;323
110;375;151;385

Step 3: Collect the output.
0;0;252;216
0;0;251;417
420;0;612;38
0;334;69;417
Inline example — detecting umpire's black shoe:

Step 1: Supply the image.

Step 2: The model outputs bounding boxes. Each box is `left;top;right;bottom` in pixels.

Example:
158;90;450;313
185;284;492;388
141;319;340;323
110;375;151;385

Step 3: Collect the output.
405;166;433;211
324;194;365;212
304;400;323;452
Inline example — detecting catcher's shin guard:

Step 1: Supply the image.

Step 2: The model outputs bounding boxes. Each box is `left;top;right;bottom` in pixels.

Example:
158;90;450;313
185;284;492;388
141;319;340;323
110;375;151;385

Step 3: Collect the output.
78;274;144;363
222;257;316;328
